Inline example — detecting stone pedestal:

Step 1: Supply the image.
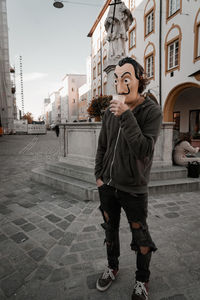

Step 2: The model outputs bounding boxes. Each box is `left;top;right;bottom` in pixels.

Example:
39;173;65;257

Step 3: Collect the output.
59;122;175;167
104;64;117;96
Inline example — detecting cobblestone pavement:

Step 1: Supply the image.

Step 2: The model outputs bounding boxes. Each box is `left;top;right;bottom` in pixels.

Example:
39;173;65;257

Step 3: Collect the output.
0;133;200;300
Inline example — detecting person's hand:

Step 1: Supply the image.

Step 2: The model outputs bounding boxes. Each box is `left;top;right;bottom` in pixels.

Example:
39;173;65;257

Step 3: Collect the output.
109;100;129;117
96;178;104;187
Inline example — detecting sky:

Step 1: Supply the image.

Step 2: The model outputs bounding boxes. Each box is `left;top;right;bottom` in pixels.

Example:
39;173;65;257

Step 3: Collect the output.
7;0;104;119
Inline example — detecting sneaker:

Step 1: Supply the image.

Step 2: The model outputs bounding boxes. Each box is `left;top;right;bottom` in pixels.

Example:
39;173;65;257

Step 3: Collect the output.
96;266;118;292
132;281;148;300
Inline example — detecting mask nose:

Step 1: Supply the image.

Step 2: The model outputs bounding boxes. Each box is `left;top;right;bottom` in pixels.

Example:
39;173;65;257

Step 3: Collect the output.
116;82;126;95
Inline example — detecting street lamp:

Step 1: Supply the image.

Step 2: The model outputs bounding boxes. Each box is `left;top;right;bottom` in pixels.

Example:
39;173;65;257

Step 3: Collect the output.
53;1;64;8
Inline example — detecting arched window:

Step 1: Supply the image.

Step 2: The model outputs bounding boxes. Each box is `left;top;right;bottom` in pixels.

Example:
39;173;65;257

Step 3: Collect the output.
129;18;136;50
103;75;107;95
166;0;182;22
165;24;182;74
144;42;155;80
144;0;156;39
194;8;200;63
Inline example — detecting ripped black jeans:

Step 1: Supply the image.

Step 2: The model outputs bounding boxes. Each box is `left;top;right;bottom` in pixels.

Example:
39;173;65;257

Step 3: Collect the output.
98;184;157;283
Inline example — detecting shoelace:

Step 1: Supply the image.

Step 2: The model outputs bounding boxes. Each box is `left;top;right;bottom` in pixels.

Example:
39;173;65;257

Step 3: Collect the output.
134;281;148;299
102;267;115;280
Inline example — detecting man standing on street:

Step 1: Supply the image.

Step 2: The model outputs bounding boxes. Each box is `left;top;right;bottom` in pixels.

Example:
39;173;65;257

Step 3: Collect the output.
95;57;162;300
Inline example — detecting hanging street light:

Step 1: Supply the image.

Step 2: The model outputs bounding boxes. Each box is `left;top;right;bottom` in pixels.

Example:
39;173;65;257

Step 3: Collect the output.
53;1;64;8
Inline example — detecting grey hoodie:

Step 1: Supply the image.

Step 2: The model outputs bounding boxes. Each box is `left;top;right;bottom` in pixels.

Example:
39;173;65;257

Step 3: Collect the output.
95;96;162;194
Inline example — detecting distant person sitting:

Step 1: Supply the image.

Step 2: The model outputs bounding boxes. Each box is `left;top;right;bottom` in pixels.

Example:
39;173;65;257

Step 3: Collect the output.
55;125;59;137
173;133;200;166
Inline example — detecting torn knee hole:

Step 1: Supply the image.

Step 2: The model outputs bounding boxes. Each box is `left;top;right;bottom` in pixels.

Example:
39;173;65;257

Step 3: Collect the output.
131;222;141;229
140;246;150;255
103;211;109;223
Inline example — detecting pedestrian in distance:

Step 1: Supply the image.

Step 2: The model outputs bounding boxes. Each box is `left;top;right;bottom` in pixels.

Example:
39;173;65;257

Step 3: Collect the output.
95;57;162;300
55;125;59;137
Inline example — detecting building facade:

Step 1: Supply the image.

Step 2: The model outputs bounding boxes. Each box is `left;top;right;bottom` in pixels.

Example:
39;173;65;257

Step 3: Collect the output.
0;0;14;133
88;0;200;138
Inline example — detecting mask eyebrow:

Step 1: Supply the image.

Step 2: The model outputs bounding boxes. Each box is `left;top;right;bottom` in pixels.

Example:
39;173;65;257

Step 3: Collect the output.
114;73;118;78
121;72;131;78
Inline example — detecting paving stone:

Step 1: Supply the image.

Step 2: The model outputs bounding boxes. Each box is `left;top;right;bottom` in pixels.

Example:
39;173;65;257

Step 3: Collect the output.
59;232;76;246
28;247;46;262
57;201;72;209
87;273;101;289
21;223;36;232
56;220;70;230
59;253;79;266
49;268;70;282
49;229;64;240
15;256;37;280
27;214;44;224
70;242;89;252
160;295;187;300
47;245;66;263
0;207;12;215
0;234;8;242
4;193;16;198
37;219;56;232
76;232;96;242
0;258;15;279
167;206;180;211
12;218;28;226
10;232;29;244
0;271;24;297
33;264;53;280
164;212;180;218
45;214;62;223
19;202;36;208
1;223;19;236
82;208;93;214
64;214;76;222
82;225;97;232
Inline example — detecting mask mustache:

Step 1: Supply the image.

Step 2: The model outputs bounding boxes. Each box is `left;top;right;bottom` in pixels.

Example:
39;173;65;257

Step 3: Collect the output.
118;85;130;95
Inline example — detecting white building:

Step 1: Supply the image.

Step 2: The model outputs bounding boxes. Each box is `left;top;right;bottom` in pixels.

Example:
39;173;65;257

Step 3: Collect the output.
88;0;200;138
61;74;86;122
78;56;92;121
0;0;14;133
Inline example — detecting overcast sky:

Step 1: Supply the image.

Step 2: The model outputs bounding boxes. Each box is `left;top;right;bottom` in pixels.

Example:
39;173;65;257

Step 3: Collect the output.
7;0;103;119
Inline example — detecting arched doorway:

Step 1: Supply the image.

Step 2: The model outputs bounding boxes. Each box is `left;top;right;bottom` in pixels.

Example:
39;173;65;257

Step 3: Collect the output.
163;82;200;122
163;82;200;144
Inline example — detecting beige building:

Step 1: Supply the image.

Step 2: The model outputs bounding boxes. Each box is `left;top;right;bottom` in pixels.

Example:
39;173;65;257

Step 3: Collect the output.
0;0;14;133
88;0;200;140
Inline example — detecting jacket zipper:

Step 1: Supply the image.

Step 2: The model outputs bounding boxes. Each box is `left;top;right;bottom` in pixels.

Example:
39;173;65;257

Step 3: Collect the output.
108;127;121;185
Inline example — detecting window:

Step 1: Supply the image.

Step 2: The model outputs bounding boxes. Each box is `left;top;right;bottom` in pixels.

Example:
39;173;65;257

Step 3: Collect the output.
103;82;107;95
73;99;75;103
98;86;101;96
93;89;96;97
97;62;101;76
145;10;154;36
173;112;180;131
93;66;96;79
198;24;200;57
168;0;180;17
103;31;107;45
194;9;200;63
129;27;136;49
103;55;107;67
168;39;179;70
190;110;200;137
145;55;154;78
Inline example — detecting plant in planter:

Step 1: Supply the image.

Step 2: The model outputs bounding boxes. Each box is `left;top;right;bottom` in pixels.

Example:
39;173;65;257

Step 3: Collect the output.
87;95;112;121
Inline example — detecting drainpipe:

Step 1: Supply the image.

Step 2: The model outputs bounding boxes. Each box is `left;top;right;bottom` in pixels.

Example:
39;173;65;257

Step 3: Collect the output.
159;0;162;107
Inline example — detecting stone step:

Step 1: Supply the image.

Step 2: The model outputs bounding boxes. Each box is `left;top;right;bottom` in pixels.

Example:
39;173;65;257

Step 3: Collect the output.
31;166;200;201
45;161;188;183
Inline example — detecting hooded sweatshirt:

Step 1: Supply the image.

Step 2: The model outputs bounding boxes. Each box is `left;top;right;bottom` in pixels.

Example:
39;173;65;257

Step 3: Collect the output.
95;96;162;194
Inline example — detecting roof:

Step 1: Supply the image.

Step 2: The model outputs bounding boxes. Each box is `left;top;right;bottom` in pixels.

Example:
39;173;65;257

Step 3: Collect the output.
87;0;112;37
